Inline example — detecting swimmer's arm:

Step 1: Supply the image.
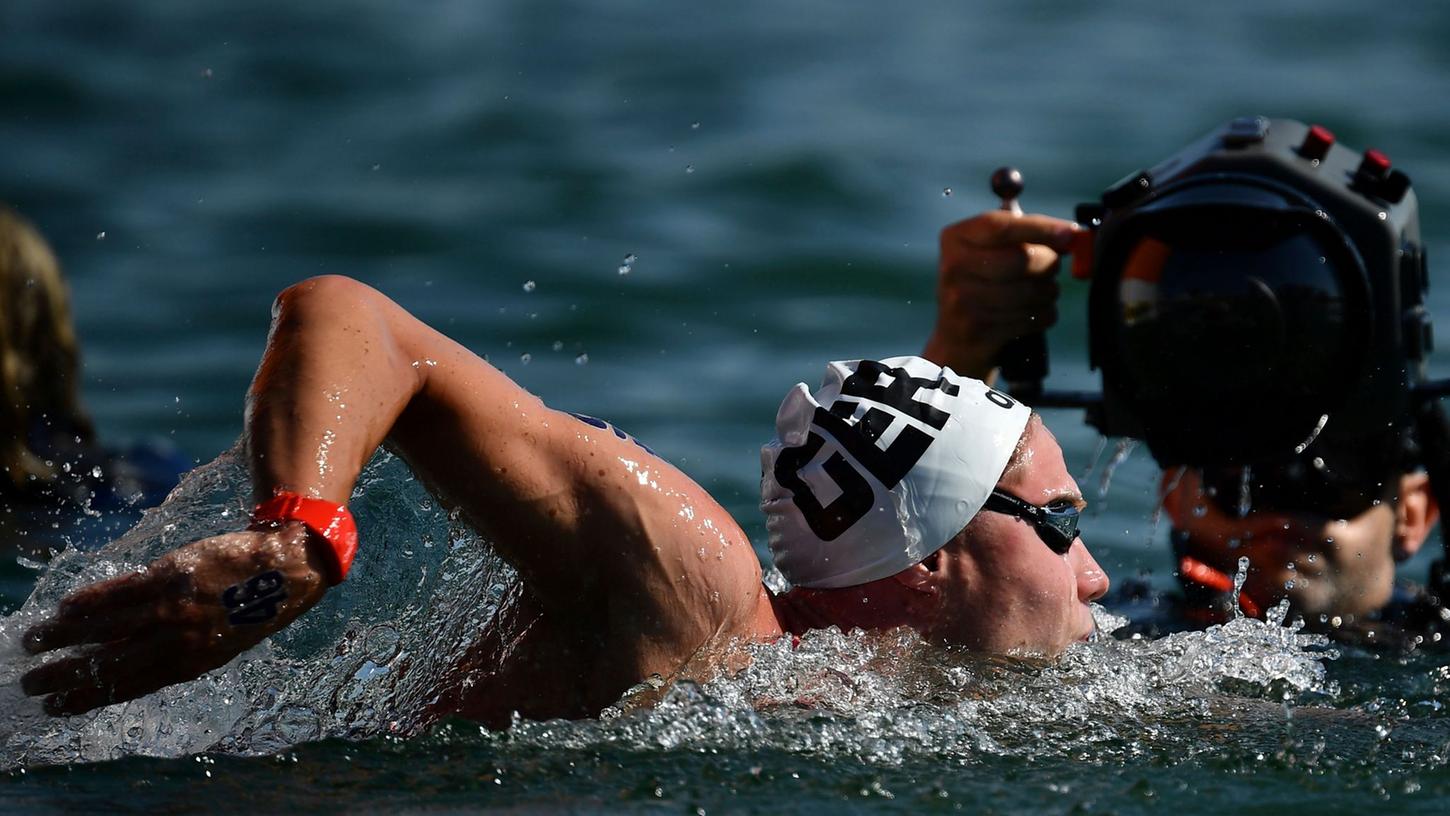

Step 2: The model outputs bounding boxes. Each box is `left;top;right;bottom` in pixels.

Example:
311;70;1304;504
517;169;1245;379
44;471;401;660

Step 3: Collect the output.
923;211;1078;380
251;276;764;680
249;275;727;611
23;276;759;713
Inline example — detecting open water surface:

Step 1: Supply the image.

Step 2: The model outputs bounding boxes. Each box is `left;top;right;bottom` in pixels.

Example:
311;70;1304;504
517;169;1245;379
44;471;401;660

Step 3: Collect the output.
4;0;1450;812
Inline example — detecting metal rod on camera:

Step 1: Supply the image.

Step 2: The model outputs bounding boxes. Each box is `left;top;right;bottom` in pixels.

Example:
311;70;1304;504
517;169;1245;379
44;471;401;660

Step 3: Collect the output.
1414;379;1450;400
1031;390;1103;410
991;166;1049;403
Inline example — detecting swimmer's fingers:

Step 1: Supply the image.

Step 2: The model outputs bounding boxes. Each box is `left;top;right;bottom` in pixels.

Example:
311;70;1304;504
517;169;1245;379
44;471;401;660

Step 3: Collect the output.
23;572;163;654
941;211;1079;253
21;634;200;716
22;609;155;656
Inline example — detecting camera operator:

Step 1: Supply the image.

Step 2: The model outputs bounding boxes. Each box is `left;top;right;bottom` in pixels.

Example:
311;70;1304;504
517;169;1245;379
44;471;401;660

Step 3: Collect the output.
926;205;1443;648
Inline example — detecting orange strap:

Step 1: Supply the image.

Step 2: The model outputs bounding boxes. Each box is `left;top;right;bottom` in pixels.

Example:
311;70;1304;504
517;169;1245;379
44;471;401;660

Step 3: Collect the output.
1178;555;1261;619
251;493;359;584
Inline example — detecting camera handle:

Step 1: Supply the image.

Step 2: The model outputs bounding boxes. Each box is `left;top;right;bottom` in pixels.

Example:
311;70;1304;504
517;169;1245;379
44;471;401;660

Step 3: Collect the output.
990;167;1049;402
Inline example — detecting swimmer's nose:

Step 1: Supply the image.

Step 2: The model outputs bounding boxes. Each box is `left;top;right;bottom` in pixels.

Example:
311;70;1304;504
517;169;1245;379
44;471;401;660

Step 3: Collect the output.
1074;540;1110;603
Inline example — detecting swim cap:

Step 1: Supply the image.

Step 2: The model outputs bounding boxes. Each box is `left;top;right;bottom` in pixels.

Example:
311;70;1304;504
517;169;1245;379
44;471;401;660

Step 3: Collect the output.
761;356;1031;588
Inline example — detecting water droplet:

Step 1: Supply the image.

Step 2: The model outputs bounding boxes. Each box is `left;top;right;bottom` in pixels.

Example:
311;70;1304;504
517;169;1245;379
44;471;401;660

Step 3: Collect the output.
942;187;952;197
691;121;701;129
96;231;106;240
519;353;532;365
274;706;322;743
617;253;636;276
685;164;695;174
522;280;536;292
551;340;564;352
91;466;103;479
574;353;589;366
365;624;402;662
1096;439;1138;501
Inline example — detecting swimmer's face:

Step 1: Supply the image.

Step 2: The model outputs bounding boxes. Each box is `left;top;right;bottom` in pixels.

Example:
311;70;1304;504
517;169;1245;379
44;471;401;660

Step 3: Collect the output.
1161;468;1438;620
924;419;1110;655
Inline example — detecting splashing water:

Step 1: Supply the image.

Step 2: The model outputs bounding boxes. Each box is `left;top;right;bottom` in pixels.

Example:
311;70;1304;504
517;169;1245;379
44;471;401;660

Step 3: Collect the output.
0;446;517;769
505;606;1333;767
1080;435;1109;482
0;448;1339;771
1096;438;1139;503
1294;413;1330;454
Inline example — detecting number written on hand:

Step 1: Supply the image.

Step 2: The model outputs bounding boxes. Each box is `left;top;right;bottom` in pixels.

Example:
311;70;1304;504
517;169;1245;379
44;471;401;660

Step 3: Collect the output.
223;570;288;626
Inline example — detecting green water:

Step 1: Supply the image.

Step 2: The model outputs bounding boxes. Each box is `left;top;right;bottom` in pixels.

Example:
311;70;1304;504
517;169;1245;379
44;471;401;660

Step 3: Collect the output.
4;0;1450;811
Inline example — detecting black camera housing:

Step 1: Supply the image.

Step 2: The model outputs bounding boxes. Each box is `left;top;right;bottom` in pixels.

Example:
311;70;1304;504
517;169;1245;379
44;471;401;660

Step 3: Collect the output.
1078;117;1428;469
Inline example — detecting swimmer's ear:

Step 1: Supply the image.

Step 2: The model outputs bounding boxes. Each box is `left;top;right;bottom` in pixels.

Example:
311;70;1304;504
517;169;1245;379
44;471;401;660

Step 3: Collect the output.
1393;471;1439;562
892;552;940;595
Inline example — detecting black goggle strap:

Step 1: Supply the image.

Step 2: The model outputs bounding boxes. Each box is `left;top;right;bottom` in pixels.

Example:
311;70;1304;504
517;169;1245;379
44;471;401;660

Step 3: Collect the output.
983;490;1079;554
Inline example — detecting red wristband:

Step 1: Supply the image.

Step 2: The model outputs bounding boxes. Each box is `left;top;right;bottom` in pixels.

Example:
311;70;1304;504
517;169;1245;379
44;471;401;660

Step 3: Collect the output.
251;492;359;584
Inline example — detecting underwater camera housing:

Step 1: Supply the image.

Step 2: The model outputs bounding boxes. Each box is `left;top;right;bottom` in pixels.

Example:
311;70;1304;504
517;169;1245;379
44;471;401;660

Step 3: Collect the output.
1067;117;1430;479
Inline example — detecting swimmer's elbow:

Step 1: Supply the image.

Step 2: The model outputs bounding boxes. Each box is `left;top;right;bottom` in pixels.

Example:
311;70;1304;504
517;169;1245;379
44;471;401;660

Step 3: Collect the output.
272;275;379;321
266;275;429;390
271;275;408;349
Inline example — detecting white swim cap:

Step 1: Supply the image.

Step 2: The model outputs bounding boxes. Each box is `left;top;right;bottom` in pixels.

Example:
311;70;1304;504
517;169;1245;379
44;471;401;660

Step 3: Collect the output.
761;356;1031;589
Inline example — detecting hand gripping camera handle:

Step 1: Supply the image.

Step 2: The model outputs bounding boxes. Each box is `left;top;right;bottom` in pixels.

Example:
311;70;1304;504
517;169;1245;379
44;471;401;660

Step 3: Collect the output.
990;166;1048;401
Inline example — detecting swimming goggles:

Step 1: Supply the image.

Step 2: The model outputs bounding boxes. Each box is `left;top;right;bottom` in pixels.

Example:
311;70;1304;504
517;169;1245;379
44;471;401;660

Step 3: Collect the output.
981;489;1081;555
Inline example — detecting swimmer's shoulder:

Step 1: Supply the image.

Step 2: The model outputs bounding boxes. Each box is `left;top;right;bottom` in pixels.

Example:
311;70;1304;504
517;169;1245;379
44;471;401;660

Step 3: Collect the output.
540;411;767;649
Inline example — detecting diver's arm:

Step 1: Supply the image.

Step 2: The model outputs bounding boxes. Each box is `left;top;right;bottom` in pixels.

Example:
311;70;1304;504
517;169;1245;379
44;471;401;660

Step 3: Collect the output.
923;211;1078;379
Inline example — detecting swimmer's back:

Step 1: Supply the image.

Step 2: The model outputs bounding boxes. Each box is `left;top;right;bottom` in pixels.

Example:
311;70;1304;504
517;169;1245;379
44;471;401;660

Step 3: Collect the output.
422;411;769;725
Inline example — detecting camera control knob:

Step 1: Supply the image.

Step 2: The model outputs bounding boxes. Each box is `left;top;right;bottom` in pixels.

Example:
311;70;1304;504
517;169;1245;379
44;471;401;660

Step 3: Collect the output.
1223;115;1270;146
1358;148;1392;180
990;167;1024;215
1298;124;1335;162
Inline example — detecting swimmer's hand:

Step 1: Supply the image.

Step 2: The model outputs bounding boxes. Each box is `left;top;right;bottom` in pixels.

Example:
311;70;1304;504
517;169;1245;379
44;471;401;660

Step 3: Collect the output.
924;211;1080;380
19;523;332;716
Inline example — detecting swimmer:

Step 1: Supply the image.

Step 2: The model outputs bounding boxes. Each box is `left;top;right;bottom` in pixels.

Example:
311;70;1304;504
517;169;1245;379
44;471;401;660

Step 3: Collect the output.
929;209;1441;643
0;207;189;562
18;276;1108;721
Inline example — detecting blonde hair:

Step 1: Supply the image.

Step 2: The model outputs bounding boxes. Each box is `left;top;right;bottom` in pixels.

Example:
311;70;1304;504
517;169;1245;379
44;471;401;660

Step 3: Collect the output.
0;207;94;492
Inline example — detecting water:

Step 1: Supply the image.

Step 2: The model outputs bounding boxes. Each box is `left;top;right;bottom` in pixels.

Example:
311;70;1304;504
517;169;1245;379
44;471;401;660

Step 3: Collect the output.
2;451;1410;812
5;0;1450;810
